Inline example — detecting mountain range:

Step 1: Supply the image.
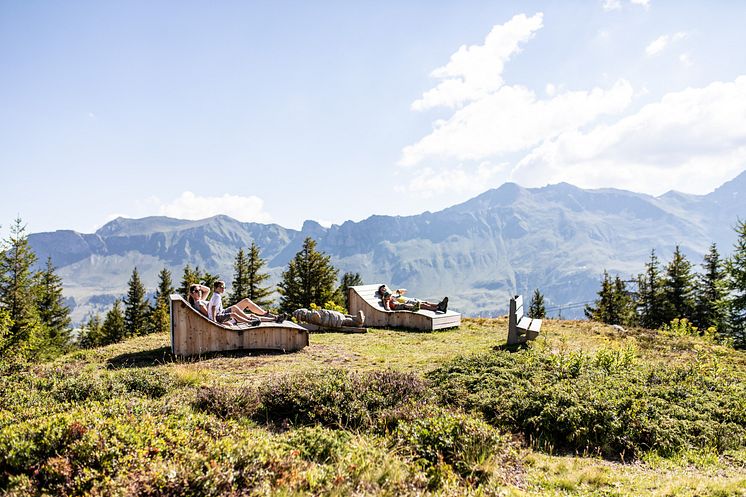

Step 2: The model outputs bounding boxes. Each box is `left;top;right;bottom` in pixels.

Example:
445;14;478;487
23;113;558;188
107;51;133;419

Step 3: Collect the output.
29;171;746;323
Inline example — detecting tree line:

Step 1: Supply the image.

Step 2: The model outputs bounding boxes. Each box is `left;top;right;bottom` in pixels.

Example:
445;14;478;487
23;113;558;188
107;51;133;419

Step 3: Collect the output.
0;220;363;357
584;220;746;348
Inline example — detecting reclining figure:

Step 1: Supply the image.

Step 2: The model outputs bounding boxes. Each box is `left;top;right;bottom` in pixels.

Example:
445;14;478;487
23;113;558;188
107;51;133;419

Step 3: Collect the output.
292;308;365;328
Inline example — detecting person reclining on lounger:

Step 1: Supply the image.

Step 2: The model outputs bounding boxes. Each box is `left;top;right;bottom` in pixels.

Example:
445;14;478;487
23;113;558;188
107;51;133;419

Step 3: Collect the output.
188;283;212;317
209;280;288;325
376;285;449;313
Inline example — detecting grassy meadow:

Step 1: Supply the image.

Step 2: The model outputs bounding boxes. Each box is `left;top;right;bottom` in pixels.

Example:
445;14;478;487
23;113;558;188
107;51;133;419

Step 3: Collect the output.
1;318;745;496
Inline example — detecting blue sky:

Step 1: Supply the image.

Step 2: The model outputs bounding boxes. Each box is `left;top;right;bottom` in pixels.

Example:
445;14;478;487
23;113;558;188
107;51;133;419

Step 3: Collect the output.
2;0;746;236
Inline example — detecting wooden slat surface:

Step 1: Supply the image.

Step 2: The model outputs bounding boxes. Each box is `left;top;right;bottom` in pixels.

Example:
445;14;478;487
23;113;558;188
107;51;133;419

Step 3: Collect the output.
169;294;308;356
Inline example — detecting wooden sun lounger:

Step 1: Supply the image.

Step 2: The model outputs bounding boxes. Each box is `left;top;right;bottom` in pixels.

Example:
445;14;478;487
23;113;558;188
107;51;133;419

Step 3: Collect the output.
169;294;309;356
347;284;461;331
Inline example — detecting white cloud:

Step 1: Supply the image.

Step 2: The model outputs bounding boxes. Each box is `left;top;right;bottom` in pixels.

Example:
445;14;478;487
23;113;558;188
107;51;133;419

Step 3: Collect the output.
603;0;649;11
147;191;273;223
512;76;746;195
411;13;543;111
401;80;633;166
395;162;507;197
602;0;621;11
679;52;693;67
645;32;687;56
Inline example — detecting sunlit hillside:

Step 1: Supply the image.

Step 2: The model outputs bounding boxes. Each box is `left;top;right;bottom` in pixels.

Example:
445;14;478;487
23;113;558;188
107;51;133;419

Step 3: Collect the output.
1;319;745;496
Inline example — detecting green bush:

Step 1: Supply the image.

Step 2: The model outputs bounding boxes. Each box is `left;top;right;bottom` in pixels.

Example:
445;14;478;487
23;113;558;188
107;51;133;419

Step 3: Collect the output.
191;369;432;431
428;347;746;459
394;409;517;487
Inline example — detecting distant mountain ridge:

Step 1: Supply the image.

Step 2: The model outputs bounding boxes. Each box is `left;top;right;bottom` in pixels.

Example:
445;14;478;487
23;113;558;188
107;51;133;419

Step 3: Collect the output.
30;171;746;323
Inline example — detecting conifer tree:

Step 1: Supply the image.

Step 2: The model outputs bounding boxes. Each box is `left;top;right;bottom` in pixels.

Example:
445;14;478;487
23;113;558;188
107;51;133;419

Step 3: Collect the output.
662;245;695;323
34;256;71;352
693;243;729;333
727;219;746;348
586;272;633;325
0;218;42;357
179;264;201;298
101;299;127;345
230;243;272;307
229;249;250;305
585;271;615;323
150;268;173;334
278;237;339;312
123;267;150;337
528;288;546;319
78;313;103;348
637;249;667;329
338;272;364;312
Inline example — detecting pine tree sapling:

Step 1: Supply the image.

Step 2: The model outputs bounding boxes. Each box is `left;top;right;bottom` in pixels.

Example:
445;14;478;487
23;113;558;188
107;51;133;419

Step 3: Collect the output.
528;288;546;319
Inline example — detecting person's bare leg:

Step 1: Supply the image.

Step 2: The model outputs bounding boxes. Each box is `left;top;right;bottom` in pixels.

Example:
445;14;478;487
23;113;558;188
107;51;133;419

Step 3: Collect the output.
228;306;256;324
236;298;273;316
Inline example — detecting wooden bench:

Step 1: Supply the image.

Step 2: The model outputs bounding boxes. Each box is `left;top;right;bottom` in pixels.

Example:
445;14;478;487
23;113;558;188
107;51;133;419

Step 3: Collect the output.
169;294;309;356
348;284;461;331
506;295;542;345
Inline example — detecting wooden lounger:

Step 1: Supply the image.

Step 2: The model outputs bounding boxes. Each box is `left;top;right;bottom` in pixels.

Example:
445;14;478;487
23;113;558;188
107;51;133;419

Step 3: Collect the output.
169;294;309;356
347;284;461;331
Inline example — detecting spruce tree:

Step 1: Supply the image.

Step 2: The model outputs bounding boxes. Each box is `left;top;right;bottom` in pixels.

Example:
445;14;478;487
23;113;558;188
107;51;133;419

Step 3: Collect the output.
150;268;173;335
662;245;695;323
585;271;615;323
528;288;546;319
338;272;364;312
693;243;728;333
727;219;746;348
229;249;250;305
637;249;666;329
0;218;42;357
79;313;103;348
34;256;71;352
230;243;272;307
101;299;127;345
123;267;150;337
179;264;201;298
612;276;635;326
586;272;633;325
278;237;339;312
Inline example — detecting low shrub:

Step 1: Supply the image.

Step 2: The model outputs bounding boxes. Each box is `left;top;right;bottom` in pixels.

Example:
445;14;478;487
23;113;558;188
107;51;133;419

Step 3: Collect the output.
394;409;519;488
191;369;433;431
429;346;746;459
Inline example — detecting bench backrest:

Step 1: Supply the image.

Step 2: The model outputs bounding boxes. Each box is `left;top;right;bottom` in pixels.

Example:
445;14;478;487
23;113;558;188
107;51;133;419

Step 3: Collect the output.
509;295;524;328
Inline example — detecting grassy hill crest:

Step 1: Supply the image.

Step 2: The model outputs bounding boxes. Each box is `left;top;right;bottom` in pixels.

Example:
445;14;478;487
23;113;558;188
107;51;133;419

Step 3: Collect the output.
1;319;745;496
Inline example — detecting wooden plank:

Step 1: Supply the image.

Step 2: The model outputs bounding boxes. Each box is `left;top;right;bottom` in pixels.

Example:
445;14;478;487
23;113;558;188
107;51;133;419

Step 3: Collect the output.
517;316;532;332
528;318;542;333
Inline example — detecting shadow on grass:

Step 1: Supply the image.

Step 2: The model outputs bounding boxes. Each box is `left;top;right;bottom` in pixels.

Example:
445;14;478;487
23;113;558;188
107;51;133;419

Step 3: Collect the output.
107;347;291;369
493;342;530;353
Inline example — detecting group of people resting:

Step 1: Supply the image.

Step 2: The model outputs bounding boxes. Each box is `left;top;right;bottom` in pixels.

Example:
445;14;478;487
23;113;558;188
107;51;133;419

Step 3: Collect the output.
188;280;449;327
187;281;288;326
376;285;449;313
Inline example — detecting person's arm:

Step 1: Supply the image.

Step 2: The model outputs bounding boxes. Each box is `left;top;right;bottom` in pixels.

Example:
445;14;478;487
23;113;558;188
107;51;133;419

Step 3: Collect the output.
382;295;392;311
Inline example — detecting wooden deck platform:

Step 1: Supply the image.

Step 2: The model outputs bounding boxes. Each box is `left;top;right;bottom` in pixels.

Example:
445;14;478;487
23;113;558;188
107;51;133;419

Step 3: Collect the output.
347;284;461;331
169;294;309;356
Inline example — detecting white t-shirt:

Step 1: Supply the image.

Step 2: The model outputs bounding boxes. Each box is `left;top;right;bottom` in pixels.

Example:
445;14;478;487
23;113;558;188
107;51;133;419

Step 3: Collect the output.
208;293;223;321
